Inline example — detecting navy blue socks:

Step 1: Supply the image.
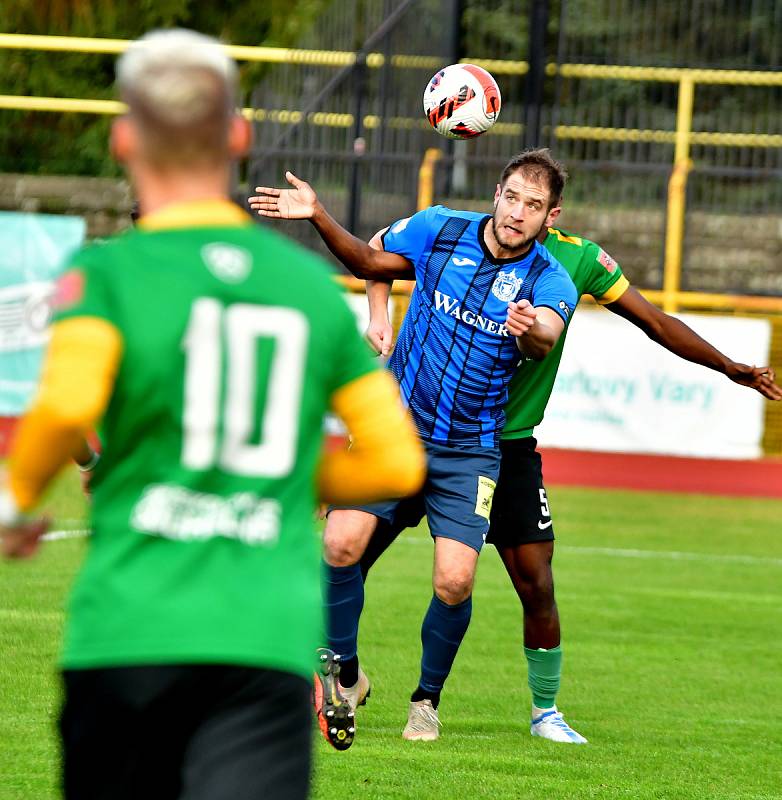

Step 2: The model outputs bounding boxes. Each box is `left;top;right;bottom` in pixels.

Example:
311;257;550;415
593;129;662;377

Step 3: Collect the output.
413;594;473;707
324;562;365;665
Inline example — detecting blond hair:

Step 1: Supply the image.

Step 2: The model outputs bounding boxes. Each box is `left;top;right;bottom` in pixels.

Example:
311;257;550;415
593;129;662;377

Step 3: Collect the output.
116;29;239;169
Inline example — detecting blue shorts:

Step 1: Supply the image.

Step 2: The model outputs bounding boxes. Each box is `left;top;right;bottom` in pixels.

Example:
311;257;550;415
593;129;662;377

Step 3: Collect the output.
335;440;500;553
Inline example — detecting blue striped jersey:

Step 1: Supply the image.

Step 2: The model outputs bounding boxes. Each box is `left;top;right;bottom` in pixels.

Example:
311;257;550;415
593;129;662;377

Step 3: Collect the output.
383;205;577;447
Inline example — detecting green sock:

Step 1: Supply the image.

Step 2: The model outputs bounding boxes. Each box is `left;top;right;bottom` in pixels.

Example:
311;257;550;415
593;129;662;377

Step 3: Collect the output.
524;645;562;709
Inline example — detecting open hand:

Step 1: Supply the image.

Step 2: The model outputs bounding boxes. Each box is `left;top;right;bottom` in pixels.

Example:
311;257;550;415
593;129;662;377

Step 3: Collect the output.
248;171;319;220
1;516;49;560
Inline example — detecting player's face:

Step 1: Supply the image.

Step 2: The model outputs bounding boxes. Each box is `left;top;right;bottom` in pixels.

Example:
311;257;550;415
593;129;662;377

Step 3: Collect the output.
490;171;559;256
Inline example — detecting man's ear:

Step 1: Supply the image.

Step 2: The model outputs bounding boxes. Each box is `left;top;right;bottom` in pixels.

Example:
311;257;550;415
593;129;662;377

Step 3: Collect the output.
110;116;135;164
228;114;252;159
493;183;501;204
545;205;561;228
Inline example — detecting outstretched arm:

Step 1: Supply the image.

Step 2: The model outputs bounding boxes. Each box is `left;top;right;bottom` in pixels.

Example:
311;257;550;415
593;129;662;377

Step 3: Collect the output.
606;286;782;400
249;172;414;280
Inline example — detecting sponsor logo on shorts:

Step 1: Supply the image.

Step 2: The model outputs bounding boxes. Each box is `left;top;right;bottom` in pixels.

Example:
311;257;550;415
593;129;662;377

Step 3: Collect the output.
474;475;497;520
537;519;553;530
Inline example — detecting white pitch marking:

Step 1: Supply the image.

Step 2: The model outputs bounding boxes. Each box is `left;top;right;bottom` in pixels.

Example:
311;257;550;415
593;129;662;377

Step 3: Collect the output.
398;536;782;567
41;529;90;542
556;544;782;568
0;608;62;621
38;529;782;568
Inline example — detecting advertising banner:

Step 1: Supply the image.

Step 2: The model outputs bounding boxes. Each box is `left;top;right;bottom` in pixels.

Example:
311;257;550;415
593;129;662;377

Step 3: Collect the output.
324;291;394;440
535;308;771;459
343;291;396;339
0;212;86;415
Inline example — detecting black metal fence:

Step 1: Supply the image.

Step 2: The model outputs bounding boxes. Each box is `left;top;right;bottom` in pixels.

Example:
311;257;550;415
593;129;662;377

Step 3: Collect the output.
246;0;782;293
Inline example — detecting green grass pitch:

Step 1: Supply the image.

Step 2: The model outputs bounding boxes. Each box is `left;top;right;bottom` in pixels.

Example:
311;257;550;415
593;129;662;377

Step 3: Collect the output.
1;470;781;799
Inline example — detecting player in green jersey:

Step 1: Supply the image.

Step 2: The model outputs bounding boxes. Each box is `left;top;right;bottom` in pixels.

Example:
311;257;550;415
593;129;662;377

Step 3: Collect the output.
0;30;424;799
362;148;781;745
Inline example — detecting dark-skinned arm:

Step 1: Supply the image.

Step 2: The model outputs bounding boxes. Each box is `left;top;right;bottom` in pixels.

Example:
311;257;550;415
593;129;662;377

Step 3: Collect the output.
606;286;782;400
310;205;414;280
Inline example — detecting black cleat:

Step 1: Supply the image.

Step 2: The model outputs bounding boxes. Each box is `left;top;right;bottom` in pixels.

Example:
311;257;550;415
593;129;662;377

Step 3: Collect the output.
313;648;355;751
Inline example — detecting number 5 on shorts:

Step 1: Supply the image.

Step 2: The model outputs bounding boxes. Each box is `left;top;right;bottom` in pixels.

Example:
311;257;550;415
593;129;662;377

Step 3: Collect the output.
539;488;550;517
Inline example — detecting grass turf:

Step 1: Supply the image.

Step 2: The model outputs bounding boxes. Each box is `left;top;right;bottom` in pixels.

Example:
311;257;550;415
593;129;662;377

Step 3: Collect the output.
1;474;780;799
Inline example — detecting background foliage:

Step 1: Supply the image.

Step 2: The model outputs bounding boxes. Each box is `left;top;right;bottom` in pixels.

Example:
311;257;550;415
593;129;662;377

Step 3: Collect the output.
1;0;780;176
0;0;331;174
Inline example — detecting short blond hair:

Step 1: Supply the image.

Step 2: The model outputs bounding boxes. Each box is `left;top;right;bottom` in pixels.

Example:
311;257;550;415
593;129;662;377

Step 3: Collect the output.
116;30;239;169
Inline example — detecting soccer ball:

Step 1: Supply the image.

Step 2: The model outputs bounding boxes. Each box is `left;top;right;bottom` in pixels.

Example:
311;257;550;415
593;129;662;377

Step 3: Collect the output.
423;63;501;139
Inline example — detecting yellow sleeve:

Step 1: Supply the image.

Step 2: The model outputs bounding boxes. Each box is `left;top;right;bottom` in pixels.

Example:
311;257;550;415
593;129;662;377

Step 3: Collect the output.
596;275;630;305
8;317;123;511
318;371;426;505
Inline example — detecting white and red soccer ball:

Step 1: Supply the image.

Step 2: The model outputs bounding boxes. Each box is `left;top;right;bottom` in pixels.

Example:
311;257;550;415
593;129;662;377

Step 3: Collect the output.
423;63;501;139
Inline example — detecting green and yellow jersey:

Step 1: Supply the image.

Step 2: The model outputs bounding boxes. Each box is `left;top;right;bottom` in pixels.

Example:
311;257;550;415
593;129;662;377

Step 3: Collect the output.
502;226;629;439
40;201;380;677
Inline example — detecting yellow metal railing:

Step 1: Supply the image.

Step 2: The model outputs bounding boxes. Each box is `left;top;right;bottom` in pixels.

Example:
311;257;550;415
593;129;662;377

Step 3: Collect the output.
661;76;694;313
347;271;782;316
336;276;782;456
2;34;782;316
411;68;781;315
0;95;124;115
0;33;527;73
417;148;442;211
552;62;782;86
639;291;782;315
10;91;781;152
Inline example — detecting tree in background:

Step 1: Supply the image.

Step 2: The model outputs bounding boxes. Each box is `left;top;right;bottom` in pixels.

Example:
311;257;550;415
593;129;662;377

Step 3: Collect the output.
0;0;330;175
1;0;779;177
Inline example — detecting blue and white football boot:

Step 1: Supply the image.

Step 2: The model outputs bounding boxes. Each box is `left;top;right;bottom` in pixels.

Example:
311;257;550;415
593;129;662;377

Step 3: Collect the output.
530;705;588;744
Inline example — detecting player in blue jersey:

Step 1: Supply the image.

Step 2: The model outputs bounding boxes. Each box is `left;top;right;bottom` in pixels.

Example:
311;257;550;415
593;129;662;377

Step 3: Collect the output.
249;150;577;741
362;153;782;748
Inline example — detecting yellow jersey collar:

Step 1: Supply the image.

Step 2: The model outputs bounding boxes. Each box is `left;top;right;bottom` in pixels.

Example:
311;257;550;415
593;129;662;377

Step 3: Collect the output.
137;199;252;231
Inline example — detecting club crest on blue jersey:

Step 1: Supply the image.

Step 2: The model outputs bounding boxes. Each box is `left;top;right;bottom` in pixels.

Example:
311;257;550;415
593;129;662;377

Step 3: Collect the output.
491;268;523;302
381;205;578;447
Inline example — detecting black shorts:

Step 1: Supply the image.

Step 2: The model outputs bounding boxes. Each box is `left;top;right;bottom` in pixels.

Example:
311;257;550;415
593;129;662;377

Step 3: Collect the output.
59;664;312;800
486;436;555;548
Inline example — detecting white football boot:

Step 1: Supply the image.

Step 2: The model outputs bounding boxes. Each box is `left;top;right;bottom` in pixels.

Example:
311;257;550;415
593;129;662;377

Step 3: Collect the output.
339;667;371;712
530;705;588;743
402;699;441;741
